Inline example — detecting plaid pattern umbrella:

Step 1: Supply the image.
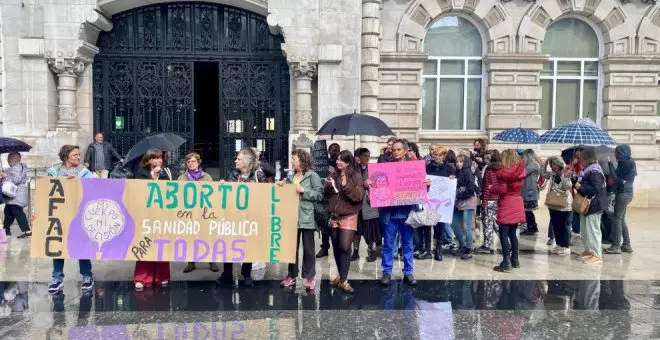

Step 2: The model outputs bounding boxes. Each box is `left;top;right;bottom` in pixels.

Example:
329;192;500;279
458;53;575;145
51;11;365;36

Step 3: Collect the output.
538;119;616;145
493;127;539;144
0;137;32;154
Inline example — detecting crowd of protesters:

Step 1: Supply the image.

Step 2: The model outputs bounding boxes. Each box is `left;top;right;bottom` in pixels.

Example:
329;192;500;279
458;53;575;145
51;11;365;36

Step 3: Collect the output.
0;132;637;296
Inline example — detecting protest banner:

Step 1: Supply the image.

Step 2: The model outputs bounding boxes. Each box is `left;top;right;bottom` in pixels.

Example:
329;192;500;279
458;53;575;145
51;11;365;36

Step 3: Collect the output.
426;175;457;224
367;160;428;208
31;178;299;263
312;140;329;178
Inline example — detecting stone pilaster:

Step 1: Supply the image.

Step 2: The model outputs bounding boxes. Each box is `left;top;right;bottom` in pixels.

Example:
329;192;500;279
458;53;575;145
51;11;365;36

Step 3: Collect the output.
602;56;660;160
378;52;426;141
288;56;318;132
484;54;547;139
360;0;381;117
47;57;88;131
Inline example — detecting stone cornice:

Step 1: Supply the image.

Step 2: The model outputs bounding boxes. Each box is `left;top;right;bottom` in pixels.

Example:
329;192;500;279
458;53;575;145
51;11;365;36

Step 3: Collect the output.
288;56;318;78
602;55;660;65
380;52;428;63
484;53;548;64
47;58;87;76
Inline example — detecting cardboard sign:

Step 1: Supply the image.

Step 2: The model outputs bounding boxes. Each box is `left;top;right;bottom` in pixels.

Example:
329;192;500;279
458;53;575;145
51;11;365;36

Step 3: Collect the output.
427;176;457;224
312;140;329;178
367;160;428;208
31;178;299;263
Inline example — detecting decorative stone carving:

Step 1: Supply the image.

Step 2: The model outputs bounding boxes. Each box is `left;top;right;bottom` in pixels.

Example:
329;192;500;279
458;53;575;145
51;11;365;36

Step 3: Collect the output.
287;57;318;131
48;57;90;130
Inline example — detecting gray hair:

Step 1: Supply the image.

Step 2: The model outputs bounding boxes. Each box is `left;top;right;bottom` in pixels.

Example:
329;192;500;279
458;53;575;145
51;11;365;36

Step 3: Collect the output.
238;147;258;174
522;149;536;164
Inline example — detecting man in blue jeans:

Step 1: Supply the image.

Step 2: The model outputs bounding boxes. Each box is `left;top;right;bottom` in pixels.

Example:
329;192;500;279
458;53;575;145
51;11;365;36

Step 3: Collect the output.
47;145;95;294
375;140;430;286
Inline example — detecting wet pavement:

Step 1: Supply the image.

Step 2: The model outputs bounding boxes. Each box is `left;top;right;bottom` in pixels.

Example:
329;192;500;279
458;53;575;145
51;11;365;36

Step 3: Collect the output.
0;279;658;339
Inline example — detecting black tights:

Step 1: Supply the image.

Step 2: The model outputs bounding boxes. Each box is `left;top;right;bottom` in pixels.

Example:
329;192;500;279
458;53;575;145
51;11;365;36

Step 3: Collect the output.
331;228;355;282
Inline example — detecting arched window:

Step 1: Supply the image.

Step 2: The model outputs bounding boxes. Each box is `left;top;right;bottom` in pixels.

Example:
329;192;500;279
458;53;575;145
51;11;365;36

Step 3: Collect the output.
422;16;484;131
540;18;600;129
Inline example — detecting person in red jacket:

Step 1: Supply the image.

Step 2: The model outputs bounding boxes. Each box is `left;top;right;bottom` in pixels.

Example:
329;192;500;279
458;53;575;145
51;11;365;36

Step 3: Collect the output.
493;150;527;273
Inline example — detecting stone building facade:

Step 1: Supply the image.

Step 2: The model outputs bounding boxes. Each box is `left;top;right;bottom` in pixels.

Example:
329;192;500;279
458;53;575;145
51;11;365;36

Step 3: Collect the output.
1;0;659;205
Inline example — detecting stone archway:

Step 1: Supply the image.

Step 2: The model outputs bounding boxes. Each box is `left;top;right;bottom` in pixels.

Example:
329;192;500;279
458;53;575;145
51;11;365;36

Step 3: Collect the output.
517;0;633;55
636;6;660;55
395;0;515;54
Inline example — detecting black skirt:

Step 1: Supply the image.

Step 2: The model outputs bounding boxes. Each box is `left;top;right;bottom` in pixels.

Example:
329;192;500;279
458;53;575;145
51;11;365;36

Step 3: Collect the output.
358;211;382;245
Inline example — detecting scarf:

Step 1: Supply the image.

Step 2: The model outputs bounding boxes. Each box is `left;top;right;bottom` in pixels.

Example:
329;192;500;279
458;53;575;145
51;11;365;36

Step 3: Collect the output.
578;162;603;183
186;168;203;181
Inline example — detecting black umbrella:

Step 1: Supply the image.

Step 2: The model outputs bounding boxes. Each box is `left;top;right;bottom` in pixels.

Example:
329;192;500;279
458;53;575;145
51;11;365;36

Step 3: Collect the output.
561;145;615;164
0;137;31;154
316;111;394;137
123;133;187;164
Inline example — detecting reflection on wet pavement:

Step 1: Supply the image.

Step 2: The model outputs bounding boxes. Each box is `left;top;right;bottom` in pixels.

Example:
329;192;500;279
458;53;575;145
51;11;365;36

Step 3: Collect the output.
0;279;658;339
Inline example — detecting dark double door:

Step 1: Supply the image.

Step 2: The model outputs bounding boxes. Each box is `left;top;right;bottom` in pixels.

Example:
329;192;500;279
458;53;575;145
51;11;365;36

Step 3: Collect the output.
93;3;290;178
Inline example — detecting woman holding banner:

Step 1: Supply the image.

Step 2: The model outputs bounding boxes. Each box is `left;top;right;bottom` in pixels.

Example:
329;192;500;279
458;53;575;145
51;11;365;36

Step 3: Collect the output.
279;149;323;290
133;148;172;290
47;145;95;294
179;152;220;274
493;150;526;273
216;147;265;287
325;150;364;294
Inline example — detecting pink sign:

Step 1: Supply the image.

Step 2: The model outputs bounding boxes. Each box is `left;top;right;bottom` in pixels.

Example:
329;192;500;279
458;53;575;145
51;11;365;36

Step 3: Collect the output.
368;160;428;208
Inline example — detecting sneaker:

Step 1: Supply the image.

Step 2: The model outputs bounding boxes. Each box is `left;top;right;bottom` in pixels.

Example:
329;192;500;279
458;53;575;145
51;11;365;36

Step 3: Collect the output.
547;238;555;246
550;246;559;254
621;245;633;253
160;280;169;287
350;249;360;261
556;247;571;256
579;251;593;260
473;246;492;254
460;249;472;260
605;245;622;254
209;263;220;272
433;248;443;261
584;256;603;264
17;231;31;239
305;278;316;290
416;251;432;260
493;265;512;273
48;279;64;294
331;277;341;287
134;282;144;290
183;263;196;273
316;249;329;258
81;276;94;292
336;281;355;294
413;250;421;258
280;276;296;287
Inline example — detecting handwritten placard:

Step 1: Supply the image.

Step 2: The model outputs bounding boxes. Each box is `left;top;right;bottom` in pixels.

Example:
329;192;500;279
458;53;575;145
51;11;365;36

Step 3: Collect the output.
31;178;299;263
312;140;329;178
367;160;428;208
427;175;457;224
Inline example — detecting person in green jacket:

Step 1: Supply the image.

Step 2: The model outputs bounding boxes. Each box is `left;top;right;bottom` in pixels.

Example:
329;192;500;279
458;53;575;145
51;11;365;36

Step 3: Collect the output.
178;152;219;274
278;149;323;291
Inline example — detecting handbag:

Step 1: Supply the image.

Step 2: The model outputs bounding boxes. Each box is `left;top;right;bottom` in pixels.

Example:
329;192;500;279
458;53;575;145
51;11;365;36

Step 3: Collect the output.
1;181;17;198
405;205;441;228
545;189;568;210
572;192;592;215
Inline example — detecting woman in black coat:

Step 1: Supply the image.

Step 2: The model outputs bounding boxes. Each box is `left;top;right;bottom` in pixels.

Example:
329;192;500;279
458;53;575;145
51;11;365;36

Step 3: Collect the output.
575;148;608;265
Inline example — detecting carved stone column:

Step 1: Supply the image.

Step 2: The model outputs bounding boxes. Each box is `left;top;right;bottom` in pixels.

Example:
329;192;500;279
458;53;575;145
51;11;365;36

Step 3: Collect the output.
289;57;318;132
361;0;381;116
48;58;87;130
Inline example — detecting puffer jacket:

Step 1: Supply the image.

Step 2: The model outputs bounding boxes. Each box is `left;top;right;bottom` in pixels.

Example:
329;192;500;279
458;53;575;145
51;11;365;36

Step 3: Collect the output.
3;163;29;207
494;163;526;225
456;158;476;201
522;160;540;202
481;164;500;206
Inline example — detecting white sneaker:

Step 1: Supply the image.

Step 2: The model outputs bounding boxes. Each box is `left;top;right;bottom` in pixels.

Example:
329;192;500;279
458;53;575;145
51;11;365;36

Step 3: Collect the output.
557;247;571;256
134;282;144;290
549;246;559;254
161;280;169;287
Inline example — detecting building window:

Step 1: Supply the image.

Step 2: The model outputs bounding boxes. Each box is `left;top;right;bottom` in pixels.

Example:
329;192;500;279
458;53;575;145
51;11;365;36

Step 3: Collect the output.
422;16;483;131
540;18;600;129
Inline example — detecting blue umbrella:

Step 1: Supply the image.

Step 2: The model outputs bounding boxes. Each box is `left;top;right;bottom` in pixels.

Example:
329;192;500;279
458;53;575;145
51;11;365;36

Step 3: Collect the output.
538;118;616;145
493;127;539;144
0;137;31;154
